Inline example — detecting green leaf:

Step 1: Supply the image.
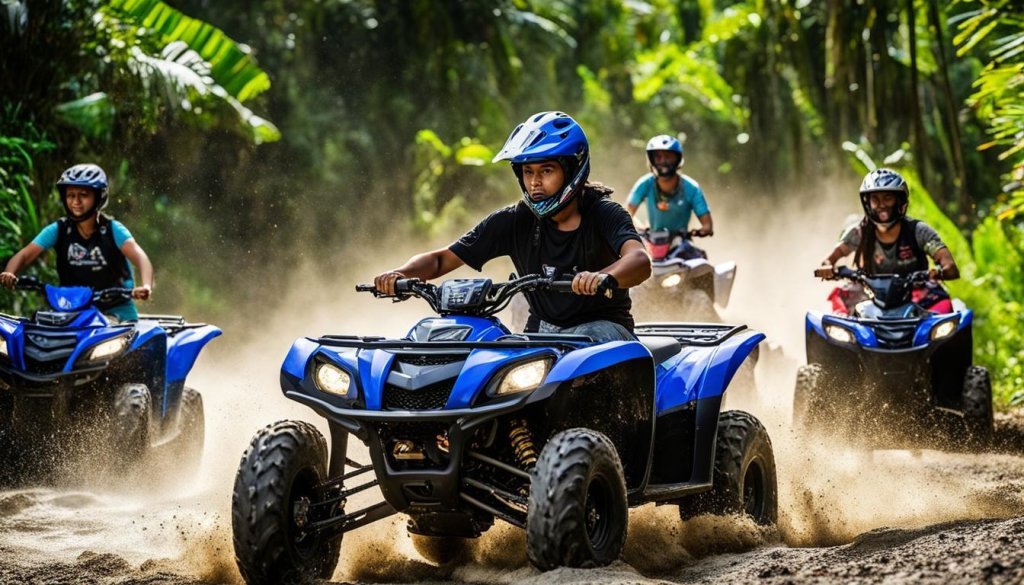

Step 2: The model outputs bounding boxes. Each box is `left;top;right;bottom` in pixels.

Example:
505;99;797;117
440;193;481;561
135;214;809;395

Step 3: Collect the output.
106;0;271;102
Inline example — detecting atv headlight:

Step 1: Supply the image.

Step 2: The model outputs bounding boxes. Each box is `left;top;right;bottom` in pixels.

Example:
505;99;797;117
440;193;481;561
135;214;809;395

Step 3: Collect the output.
931;319;957;340
88;335;128;360
660;274;682;288
0;337;7;358
315;363;351;397
495;358;553;396
825;324;855;345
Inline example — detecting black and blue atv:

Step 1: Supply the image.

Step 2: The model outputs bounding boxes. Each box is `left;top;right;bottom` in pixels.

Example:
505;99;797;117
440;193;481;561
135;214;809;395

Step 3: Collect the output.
794;266;993;448
231;274;776;584
0;276;220;481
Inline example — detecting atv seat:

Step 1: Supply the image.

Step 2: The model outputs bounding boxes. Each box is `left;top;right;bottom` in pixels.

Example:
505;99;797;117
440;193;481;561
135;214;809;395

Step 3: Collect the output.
637;335;682;364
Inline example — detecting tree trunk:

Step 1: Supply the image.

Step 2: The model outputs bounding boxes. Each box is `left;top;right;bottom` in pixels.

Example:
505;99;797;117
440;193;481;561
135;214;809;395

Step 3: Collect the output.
927;0;971;220
907;0;930;191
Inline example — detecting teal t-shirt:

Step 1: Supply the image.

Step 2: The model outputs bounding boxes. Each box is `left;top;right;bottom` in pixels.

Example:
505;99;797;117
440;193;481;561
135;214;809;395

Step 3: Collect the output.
31;219;139;321
627;173;709;232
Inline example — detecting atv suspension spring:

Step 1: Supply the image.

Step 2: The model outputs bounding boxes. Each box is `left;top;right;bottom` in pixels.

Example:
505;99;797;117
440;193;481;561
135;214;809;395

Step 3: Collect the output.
508;419;537;469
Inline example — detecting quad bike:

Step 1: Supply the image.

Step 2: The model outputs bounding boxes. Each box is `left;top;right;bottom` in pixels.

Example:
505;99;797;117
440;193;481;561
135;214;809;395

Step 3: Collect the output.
794;266;993;449
0;276;220;482
231;274;776;584
632;228;736;322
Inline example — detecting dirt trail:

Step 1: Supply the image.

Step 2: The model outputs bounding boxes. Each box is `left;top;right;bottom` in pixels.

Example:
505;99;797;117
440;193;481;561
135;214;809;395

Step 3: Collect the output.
2;180;1023;584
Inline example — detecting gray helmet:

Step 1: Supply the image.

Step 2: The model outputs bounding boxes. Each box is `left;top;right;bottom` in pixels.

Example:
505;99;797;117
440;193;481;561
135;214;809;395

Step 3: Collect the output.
57;163;108;220
859;168;908;228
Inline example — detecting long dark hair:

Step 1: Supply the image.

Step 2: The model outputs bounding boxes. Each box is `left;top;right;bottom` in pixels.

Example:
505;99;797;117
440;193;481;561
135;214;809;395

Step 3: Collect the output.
853;216;878;275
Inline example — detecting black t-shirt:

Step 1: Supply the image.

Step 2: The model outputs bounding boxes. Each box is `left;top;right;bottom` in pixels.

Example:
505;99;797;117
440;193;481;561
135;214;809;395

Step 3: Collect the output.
449;190;641;330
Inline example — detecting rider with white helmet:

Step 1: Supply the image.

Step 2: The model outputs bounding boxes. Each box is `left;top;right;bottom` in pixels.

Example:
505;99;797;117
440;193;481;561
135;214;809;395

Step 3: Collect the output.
626;134;714;238
815;168;960;314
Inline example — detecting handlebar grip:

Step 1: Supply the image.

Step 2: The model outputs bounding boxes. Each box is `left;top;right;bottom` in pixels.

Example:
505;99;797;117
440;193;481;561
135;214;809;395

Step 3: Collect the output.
355;284;377;292
549;281;574;293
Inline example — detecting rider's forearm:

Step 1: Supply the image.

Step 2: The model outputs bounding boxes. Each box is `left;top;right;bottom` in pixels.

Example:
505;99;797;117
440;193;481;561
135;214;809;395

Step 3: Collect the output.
822;243;850;266
939;261;959;281
603;248;652;288
3;245;42;276
135;252;154;289
392;251;449;281
698;213;712;234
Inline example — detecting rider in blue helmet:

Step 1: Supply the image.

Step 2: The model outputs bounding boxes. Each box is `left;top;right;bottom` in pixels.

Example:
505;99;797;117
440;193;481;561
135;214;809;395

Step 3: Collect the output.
626;134;714;241
1;164;155;321
373;111;651;341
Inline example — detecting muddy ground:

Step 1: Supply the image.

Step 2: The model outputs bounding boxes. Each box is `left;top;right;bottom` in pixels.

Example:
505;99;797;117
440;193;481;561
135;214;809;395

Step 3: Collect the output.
1;410;1022;585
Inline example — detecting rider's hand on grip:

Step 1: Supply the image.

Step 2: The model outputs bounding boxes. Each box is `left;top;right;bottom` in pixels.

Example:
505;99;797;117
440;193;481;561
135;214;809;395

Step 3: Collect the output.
0;272;16;290
372;270;406;296
814;265;836;280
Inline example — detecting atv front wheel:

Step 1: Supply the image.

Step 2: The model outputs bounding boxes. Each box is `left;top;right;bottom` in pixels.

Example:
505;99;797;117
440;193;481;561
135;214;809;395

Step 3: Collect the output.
111;383;151;462
176;387;205;474
232;420;341;585
526;428;628;570
410;533;472;566
680;410;777;525
960;366;994;449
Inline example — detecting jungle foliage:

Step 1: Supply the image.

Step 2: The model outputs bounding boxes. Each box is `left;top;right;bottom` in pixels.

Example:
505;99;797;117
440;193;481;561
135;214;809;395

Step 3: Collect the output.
1;0;1021;402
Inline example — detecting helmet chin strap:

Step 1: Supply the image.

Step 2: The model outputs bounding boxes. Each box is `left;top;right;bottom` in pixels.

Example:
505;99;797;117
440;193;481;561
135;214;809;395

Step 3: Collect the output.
652;164;676;178
65;205;98;224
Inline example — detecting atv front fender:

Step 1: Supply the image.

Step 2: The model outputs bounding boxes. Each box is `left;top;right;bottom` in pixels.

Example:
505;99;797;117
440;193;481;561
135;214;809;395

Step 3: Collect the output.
166;325;221;384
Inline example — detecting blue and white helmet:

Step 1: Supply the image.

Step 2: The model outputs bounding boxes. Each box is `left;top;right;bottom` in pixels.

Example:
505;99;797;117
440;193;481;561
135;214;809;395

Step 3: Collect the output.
492;111;590;218
56;163;109;221
645;134;683;177
859;168;909;227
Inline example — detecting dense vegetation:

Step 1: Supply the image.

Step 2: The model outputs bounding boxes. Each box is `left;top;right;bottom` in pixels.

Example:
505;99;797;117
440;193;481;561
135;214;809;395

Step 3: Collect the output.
1;0;1021;403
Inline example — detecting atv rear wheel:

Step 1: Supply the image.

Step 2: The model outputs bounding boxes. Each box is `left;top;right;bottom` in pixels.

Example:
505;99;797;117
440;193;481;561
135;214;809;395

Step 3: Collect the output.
526;428;628;571
959;366;994;449
232;420;341;585
176;387;205;474
111;383;151;463
679;410;777;525
410;534;472;566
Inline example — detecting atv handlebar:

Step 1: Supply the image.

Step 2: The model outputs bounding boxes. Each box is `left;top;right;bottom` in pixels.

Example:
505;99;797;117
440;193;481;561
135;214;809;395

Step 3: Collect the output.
15;275;133;305
355;274;615;317
823;266;932;284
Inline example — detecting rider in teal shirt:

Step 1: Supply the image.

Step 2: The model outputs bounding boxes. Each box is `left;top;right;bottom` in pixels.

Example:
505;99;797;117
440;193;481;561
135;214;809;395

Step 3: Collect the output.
626;135;713;236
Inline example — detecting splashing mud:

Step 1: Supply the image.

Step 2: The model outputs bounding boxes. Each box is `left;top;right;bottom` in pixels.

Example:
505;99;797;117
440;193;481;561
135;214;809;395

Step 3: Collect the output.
0;174;1022;585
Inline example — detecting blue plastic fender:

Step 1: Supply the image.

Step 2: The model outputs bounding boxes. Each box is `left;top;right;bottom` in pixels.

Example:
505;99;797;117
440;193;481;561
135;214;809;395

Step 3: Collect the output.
0;317;25;370
694;330;764;400
360;349;397;411
911;310;970;347
544;340;652;385
282;337;320;380
64;326;135;371
447;347;555;408
166;324;222;384
130;320;166;352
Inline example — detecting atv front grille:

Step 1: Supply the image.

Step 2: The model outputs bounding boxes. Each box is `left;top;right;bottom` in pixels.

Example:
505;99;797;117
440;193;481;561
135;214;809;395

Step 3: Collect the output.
383;379;455;410
394;353;465;367
23;330;79;374
873;323;917;349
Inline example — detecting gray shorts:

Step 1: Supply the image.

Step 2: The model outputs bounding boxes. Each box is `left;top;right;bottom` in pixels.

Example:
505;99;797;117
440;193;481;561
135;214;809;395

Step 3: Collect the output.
537;319;635;343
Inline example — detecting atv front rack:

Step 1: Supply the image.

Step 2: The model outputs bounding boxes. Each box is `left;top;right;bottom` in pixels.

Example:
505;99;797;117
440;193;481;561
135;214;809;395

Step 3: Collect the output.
634;323;748;347
314;335;592;352
137;314;213;336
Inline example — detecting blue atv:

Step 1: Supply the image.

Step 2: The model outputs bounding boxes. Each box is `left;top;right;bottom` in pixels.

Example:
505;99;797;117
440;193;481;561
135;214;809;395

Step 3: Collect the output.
0;276;220;481
794;266;993;448
231;274;775;583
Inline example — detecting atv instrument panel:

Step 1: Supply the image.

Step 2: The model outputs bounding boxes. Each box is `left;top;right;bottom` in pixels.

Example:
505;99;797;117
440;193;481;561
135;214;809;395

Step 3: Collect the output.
439;279;492;312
